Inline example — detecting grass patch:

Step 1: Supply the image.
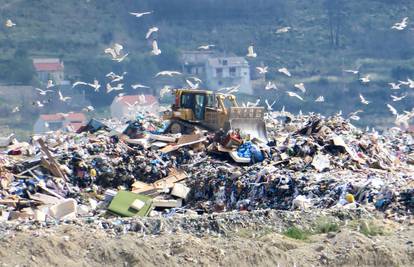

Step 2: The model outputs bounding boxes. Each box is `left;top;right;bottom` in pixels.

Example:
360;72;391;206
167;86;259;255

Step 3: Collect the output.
314;218;340;234
283;226;310;240
359;220;385;237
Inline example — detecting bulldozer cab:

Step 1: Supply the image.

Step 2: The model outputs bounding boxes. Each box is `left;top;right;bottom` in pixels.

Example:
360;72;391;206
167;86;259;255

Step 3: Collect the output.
174;90;215;121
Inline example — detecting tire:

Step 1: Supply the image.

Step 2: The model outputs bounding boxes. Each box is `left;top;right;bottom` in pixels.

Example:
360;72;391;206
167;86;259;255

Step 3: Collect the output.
169;122;182;134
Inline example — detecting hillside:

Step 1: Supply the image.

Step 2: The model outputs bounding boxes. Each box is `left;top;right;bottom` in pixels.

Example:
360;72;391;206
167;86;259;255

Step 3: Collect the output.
0;0;413;136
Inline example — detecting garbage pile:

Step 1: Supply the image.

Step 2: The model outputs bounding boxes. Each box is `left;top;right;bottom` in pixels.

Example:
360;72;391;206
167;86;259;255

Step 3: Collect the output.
0;112;412;223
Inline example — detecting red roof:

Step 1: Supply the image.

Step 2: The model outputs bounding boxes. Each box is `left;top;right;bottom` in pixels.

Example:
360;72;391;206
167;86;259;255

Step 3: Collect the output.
33;62;64;72
116;95;158;106
40;113;86;122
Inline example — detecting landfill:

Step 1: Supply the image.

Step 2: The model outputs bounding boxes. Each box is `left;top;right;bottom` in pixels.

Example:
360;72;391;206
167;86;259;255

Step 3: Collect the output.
0;110;413;224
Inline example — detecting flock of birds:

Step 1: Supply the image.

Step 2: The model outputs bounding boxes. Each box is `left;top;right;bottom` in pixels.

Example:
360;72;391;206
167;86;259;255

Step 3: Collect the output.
4;9;414;128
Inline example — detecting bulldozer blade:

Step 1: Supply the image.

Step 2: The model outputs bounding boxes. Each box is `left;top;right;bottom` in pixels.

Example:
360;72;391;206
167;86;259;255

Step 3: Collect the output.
229;118;268;143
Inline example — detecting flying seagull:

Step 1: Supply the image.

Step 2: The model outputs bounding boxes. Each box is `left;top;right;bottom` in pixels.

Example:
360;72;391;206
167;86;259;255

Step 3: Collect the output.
129;11;152;18
72;81;89;88
151;39;161;55
82;105;95;112
286;91;304;101
359;94;370;105
5;19;15;28
36;88;53;95
46;80;55;89
58;90;71;102
145;27;159;39
294;83;306;93
106;83;124;93
359;75;370;84
276;26;291;34
198;44;215;50
278;67;291;77
388;82;402;90
315;96;325;102
246;45;257;58
159;85;172;98
343;69;359;75
265;81;278;90
256;66;268;74
391;17;409;31
348;110;363;121
131;83;150;90
155;71;181;77
186;79;199;89
265;99;276;111
391;94;407;102
12;106;20;113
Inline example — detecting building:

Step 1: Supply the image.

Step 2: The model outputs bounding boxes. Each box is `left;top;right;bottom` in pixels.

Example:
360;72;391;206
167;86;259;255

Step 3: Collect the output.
205;57;252;94
110;95;159;120
181;50;215;78
33;112;86;134
32;58;64;85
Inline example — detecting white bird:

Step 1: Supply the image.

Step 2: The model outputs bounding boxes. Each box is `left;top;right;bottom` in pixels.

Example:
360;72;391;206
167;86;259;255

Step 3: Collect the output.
35;101;44;108
276;26;291;34
391;94;407;102
46;80;54;89
315;96;325;102
186;79;199;89
35;88;53;95
82;106;95;112
294;83;306;93
113;53;129;62
278;67;291;77
388;82;402;90
12;106;20;113
72;81;88;88
247;99;260;107
406;78;414;88
391;17;409;31
105;43;125;60
155;71;181;77
131;83;150;90
58;90;71;102
151;39;161;55
5;19;15;28
256;66;268;74
113;43;124;56
106;83;124;93
265;81;278;90
286;91;304;101
89;79;101;92
359;94;370;105
343;69;359;75
108;72;127;83
359;75;370;84
129;11;152;18
226;85;240;94
188;76;202;83
386;104;398;116
246;45;257;58
159;85;172;98
198;44;215;50
145;27;159;39
265;99;276;111
348;110;363;121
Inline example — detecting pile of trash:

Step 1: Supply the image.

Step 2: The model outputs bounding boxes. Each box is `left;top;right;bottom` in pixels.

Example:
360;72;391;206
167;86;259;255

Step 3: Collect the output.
0;112;412;223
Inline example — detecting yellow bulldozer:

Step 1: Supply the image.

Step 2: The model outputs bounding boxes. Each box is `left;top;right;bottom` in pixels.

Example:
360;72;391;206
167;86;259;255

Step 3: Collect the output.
162;89;267;142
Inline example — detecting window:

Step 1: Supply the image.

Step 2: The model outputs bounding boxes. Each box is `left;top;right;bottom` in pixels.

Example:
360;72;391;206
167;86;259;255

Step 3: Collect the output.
222;60;228;66
230;67;236;77
216;68;223;78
